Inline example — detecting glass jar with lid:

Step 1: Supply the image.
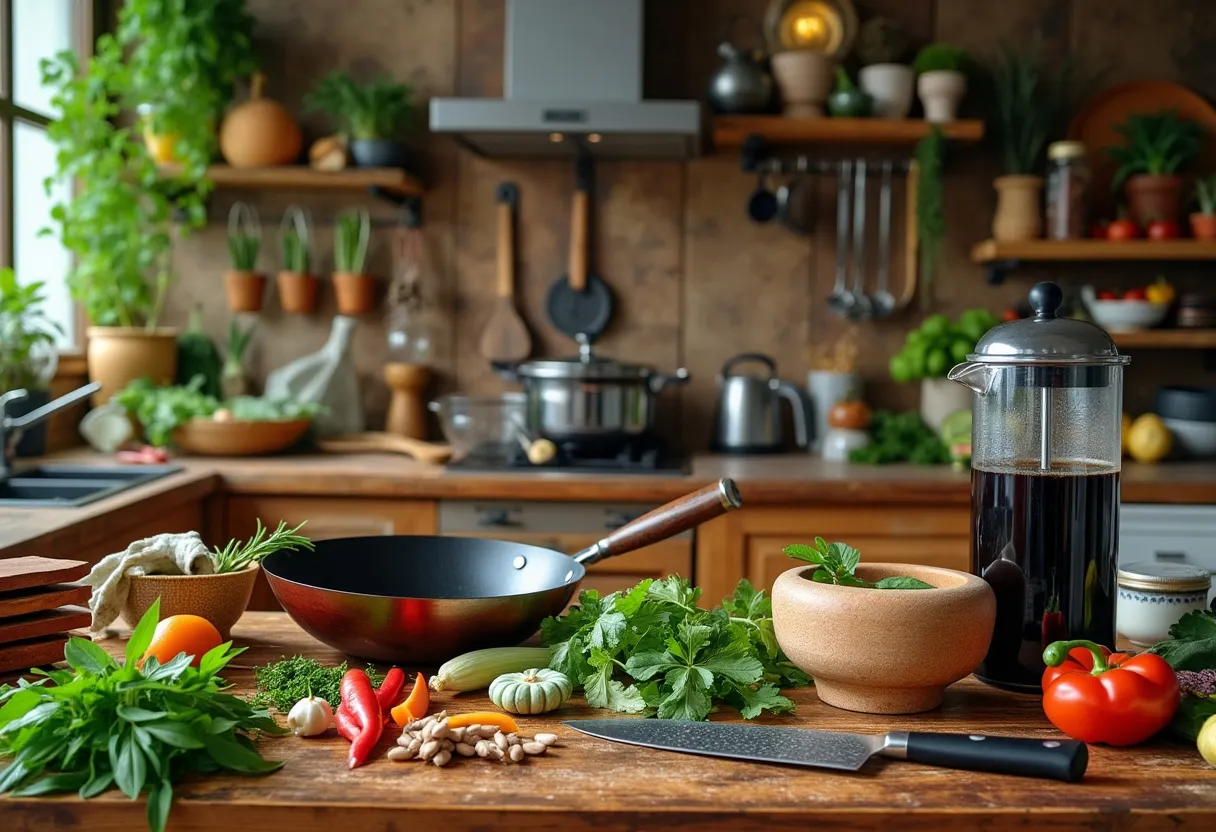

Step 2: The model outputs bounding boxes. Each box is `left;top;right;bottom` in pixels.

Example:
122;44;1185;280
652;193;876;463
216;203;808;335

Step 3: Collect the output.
1117;562;1212;647
1045;140;1090;240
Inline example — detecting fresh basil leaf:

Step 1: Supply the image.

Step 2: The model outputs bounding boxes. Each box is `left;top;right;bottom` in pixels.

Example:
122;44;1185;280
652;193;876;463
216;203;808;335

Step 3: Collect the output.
698;641;764;686
143;652;193;682
125;598;160;667
79;769;114;799
782;544;825;565
11;769;88;796
200;732;283;774
0;701;60;735
0;757;30;794
810;568;834;584
831;543;862;573
623;650;677;681
139;720;205;750
116;705;166;723
64;638;115;674
875;576;934;590
589;611;627;651
0;688;42;729
198;642;234;678
835;573;874;588
132;727;163;777
659;666;713;721
147;774;174;832
736;683;796;719
113;730;146;799
206;717;239;735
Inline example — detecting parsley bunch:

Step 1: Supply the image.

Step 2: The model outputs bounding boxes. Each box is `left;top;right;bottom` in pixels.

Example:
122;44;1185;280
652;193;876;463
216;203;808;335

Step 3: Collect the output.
541;577;810;722
0;600;284;832
1150;602;1216;739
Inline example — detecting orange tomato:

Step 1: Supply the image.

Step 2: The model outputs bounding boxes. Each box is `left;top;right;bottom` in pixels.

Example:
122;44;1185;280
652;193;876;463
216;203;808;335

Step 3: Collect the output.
142;614;223;668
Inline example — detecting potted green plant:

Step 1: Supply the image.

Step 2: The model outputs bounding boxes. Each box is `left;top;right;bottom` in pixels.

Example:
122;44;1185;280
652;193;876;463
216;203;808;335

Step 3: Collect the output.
1191;176;1216;240
986;39;1077;242
914;44;970;123
0;269;62;456
1108;109;1204;225
333;208;373;316
305;71;416;168
277;205;317;315
226;202;265;312
856;16;914;119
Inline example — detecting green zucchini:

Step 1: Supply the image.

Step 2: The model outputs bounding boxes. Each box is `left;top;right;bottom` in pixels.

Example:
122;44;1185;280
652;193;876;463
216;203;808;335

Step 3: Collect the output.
429;646;553;693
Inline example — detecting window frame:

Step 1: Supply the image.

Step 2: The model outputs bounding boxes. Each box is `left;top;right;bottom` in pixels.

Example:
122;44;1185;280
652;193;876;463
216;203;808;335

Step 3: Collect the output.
0;0;101;357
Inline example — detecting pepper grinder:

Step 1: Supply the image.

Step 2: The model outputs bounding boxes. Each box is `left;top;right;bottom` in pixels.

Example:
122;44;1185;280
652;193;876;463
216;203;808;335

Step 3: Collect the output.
384;362;430;439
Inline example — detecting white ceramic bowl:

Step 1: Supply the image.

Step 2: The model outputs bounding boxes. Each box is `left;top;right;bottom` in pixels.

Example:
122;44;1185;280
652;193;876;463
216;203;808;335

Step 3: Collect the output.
1084;298;1169;333
1163;418;1216;458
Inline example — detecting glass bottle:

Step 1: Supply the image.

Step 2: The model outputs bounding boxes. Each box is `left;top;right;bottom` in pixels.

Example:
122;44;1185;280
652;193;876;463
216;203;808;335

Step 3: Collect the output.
1045;141;1090;240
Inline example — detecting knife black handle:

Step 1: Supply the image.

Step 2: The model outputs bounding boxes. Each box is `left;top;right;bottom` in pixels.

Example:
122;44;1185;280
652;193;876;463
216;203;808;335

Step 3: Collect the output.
904;732;1088;782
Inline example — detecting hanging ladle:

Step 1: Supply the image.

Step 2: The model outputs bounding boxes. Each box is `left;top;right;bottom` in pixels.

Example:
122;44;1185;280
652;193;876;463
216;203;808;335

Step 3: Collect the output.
826;159;854;318
871;161;898;318
847;159;873;320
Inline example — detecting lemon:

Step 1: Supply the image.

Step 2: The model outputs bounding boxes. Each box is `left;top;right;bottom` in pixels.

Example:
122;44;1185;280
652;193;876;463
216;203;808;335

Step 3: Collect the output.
1126;414;1173;463
1199;715;1216;766
1121;412;1132;455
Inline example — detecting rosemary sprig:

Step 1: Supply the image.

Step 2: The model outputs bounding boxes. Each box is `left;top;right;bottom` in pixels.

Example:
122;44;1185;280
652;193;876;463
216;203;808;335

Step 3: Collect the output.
212;519;314;574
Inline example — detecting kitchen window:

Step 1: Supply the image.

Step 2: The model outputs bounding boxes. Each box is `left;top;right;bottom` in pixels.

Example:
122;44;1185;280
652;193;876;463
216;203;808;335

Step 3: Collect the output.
0;0;95;351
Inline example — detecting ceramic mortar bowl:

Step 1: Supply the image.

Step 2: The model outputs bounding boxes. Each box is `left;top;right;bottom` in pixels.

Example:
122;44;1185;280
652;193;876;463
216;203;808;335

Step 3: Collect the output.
772;563;996;714
121;565;260;639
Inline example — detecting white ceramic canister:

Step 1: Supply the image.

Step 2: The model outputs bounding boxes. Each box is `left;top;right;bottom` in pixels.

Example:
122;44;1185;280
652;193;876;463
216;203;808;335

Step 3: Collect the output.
1116;562;1211;647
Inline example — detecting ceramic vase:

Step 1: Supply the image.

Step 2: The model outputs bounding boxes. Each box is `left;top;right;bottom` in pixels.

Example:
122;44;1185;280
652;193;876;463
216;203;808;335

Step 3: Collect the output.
917;70;967;122
992;175;1044;242
770;51;836;118
858;64;914;119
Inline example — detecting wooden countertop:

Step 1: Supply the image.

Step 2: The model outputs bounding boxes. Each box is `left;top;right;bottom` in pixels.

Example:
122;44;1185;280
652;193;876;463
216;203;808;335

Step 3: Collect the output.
3;450;1216;558
4;612;1213;831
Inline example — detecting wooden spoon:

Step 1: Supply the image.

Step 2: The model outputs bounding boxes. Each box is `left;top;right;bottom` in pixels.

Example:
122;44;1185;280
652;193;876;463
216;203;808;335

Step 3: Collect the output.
317;432;452;465
479;183;532;363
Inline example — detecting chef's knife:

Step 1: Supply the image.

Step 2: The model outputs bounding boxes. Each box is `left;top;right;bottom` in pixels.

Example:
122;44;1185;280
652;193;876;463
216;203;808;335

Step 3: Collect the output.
565;719;1087;782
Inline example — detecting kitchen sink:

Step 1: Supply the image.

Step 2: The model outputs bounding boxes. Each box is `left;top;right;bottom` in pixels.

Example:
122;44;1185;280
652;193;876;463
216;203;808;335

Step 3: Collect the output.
0;464;181;508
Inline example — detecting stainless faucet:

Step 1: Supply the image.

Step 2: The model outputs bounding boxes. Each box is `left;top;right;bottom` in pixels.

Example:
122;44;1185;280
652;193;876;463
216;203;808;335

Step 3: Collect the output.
0;382;101;479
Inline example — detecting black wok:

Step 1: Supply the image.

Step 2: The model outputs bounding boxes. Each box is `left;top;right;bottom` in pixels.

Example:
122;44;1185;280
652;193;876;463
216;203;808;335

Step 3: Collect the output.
262;479;741;662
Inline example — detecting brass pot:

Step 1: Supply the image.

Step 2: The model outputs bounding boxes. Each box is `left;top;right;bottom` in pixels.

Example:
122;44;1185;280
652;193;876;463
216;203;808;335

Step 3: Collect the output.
86;327;179;406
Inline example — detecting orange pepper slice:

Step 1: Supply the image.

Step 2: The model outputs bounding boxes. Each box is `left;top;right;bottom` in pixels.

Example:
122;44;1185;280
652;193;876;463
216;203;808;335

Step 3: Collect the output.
390;672;430;727
446;711;520;733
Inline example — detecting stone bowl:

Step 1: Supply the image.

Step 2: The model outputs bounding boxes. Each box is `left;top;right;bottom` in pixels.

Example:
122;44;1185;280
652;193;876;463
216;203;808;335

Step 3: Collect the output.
121;565;260;639
772;563;995;714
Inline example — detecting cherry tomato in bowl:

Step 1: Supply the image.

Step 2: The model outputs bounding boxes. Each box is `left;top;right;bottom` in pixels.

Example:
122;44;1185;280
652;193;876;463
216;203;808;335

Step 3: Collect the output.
1096;290;1118;301
1123;287;1149;301
1146;219;1181;240
1106;218;1140;241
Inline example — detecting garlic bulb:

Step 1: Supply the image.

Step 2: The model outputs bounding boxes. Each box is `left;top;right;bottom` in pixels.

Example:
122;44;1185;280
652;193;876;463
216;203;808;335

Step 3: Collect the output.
287;695;333;737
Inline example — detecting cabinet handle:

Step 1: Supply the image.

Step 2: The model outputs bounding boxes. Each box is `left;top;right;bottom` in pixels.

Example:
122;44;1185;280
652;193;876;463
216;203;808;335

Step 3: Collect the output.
476;508;522;528
1156;551;1187;560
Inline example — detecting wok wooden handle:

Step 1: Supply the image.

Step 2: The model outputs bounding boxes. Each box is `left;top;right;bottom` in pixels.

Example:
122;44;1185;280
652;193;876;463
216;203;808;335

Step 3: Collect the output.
573;479;742;566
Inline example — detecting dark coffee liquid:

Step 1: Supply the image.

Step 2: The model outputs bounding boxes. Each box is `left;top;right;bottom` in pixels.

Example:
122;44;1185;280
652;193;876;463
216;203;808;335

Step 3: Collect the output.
971;463;1119;692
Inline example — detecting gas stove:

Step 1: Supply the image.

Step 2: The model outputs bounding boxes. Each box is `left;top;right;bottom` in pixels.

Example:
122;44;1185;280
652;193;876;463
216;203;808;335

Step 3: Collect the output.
448;435;688;475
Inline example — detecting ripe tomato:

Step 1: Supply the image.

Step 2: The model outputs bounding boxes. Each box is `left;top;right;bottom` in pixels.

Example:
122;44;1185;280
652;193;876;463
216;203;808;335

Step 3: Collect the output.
1146;219;1181;240
1096;290;1118;301
1106;219;1140;241
1090;220;1110;239
1124;287;1149;301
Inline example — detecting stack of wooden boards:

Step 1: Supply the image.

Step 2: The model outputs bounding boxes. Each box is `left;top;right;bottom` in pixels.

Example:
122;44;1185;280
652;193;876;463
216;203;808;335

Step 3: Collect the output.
0;557;91;674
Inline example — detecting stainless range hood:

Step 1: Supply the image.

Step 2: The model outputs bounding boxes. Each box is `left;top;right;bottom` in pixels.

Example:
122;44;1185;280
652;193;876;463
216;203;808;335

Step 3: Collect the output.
430;0;700;160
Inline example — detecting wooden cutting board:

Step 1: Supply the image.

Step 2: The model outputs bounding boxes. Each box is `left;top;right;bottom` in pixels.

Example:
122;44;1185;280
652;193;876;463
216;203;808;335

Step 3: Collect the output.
0;606;91;645
0;557;90;592
0;583;91;619
0;634;69;675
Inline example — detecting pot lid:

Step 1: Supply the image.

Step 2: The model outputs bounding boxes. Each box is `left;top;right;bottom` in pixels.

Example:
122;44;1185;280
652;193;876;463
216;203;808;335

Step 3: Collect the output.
967;282;1130;366
514;354;658;380
1117;561;1212;593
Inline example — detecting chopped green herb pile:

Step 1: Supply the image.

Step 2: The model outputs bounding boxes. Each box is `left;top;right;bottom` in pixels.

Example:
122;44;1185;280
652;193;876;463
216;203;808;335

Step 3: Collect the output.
0;600;283;832
541;577;810;722
849;410;950;465
1150;602;1216;739
784;538;934;590
251;656;385;713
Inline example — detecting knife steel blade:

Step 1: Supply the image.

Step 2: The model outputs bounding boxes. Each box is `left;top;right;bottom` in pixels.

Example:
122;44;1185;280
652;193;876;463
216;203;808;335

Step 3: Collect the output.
564;719;1088;782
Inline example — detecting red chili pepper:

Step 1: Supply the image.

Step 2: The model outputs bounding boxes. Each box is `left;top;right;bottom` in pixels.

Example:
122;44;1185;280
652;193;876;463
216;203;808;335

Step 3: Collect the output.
339;668;382;768
1041;640;1180;746
334;704;359;743
376;668;406;717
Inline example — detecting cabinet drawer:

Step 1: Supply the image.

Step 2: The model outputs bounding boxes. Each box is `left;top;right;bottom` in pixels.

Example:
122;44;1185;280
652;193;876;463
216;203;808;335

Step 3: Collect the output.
746;535;969;595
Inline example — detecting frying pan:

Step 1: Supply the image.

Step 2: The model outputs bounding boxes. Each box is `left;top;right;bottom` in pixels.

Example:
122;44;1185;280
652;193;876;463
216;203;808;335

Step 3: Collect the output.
261;479;741;663
546;155;613;343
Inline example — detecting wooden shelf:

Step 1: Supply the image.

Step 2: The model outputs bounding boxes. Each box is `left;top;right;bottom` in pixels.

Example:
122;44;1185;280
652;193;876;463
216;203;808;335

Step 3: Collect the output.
713;116;985;149
1110;329;1216;349
972;239;1216;263
160;164;424;198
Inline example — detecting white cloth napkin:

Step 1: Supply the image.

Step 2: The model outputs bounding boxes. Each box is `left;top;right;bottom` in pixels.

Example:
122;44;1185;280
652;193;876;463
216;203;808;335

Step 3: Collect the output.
82;532;216;631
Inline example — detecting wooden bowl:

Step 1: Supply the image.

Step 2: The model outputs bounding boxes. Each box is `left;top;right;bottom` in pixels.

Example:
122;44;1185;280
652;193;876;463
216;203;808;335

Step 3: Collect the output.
121;565;260;639
772;564;996;714
172;418;311;456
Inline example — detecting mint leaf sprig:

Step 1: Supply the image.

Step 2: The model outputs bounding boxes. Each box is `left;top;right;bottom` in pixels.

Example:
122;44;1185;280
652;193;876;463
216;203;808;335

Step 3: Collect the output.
784;538;934;590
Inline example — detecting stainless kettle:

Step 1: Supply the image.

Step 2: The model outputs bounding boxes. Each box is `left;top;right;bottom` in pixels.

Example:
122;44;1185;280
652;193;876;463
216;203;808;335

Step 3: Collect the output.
712;354;811;453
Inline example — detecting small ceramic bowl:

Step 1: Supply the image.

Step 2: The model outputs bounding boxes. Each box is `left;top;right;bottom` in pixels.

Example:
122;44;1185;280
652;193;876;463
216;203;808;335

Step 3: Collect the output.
1082;293;1169;333
1117;562;1212;647
772;563;996;714
121;565;260;639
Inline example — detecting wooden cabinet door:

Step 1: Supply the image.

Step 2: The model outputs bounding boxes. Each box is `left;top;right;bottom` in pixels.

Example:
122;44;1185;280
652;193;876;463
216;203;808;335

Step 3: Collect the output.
226;497;437;610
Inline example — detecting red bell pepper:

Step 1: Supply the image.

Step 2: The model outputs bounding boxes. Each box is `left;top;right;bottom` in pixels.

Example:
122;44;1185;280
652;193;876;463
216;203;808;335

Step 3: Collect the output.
1041;640;1180;746
339;668;383;768
375;667;406;717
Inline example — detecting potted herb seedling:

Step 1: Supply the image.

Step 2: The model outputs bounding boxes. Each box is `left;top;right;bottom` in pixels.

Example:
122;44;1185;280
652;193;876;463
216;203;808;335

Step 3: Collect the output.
914;43;970;123
1191;177;1216;240
986;38;1077;242
332;207;374;316
771;538;996;714
0;269;62;456
222;318;256;399
827;66;872;118
226;202;265;312
305;71;415;168
856;16;914;119
277;205;317;315
1108;109;1204;226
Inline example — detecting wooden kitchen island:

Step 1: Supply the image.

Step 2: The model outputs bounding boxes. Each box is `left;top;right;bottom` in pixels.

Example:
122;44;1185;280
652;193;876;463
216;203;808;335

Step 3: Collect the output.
4;612;1214;832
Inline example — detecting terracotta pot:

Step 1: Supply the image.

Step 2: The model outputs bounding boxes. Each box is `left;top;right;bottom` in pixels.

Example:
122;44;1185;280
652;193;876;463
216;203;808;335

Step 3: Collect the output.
277;271;319;315
858;64;914;119
770;51;836;118
920;377;972;432
224;270;267;313
1191;213;1216;241
86;327;179;406
917;70;967;123
991;175;1045;242
122;566;260;640
333;271;376;316
1125;174;1184;226
773;564;995;714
